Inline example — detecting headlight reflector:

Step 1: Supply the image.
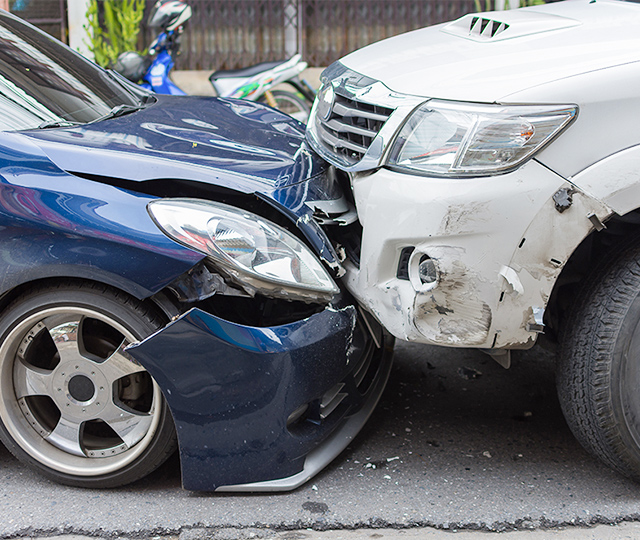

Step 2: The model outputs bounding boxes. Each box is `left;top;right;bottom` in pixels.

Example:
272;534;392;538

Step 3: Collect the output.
148;198;339;301
388;100;577;176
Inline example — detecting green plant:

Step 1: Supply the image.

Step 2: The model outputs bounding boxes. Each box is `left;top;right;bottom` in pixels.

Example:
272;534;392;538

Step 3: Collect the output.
85;0;146;68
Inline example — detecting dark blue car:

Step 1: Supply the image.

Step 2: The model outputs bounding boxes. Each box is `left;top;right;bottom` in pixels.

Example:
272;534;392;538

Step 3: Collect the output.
0;11;392;491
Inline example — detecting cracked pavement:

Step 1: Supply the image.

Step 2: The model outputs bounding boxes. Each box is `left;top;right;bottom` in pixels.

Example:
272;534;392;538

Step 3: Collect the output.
2;340;640;538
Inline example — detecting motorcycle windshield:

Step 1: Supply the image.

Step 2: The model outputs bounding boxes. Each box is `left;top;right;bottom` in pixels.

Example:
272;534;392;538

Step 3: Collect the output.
0;11;140;131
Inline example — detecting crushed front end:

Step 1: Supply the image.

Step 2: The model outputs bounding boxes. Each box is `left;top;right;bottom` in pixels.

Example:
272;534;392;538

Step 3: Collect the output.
127;291;391;491
125;162;393;491
306;63;610;356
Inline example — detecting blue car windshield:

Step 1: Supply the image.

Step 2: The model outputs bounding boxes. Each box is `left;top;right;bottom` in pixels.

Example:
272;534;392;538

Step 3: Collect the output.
0;11;141;131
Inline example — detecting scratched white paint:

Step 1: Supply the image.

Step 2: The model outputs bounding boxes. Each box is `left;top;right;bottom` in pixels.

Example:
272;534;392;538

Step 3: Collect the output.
314;0;640;354
343;161;598;348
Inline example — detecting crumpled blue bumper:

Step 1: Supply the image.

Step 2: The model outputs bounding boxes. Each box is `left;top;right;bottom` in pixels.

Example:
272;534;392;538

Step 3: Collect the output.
125;298;393;491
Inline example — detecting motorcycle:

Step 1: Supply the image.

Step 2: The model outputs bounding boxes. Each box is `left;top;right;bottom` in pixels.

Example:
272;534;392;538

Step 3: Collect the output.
114;0;315;122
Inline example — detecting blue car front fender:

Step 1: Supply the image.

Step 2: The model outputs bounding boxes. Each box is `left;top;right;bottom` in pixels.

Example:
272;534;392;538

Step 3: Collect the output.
0;134;203;299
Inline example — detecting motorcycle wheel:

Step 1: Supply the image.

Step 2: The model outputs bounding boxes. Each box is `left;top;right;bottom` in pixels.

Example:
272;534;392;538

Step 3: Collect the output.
261;90;311;123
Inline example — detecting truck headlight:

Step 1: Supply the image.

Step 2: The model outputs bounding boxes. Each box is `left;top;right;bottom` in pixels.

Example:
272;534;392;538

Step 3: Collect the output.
148;198;339;302
388;100;577;176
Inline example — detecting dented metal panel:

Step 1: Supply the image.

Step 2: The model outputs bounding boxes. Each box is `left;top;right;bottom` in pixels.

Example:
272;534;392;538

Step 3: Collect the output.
125;302;393;491
567;145;640;216
494;187;611;348
345;160;610;349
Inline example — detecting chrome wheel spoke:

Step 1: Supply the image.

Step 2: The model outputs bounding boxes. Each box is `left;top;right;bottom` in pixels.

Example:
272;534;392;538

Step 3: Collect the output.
100;401;152;448
43;315;84;364
98;343;145;382
45;415;85;456
1;298;168;482
13;360;53;399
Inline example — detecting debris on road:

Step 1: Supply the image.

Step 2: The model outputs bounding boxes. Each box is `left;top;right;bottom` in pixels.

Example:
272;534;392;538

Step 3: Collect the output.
458;367;483;380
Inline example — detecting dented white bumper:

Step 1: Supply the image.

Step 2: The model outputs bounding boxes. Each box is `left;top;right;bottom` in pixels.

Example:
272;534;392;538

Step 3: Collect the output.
344;160;610;349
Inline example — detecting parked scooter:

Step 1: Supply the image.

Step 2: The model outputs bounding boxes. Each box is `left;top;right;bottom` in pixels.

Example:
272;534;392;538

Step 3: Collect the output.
114;0;315;122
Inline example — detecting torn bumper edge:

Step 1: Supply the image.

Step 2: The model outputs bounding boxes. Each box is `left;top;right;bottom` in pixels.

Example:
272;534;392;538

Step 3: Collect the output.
125;300;393;491
216;337;392;492
347;160;611;349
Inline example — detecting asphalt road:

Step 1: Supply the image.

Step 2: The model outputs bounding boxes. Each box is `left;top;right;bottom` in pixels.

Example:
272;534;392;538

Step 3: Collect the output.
2;340;640;538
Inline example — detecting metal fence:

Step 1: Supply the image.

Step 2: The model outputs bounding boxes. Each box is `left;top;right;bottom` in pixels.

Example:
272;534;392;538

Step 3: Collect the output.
300;0;475;66
9;0;67;43
145;0;476;70
10;0;476;69
166;0;289;70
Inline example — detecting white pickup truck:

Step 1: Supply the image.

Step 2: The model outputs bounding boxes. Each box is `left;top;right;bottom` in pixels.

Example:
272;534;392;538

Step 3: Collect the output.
306;0;640;482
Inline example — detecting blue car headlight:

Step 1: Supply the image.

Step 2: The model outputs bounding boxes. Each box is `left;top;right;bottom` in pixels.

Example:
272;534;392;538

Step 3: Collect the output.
148;198;339;302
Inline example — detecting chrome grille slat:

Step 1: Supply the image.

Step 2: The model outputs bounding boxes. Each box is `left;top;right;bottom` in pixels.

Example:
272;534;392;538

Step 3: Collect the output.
318;126;369;154
317;91;394;164
320;382;346;419
333;102;389;122
321;382;345;408
325;118;378;138
353;342;374;388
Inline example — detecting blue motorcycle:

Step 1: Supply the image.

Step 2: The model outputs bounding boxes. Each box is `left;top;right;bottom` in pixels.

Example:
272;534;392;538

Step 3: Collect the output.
115;0;314;121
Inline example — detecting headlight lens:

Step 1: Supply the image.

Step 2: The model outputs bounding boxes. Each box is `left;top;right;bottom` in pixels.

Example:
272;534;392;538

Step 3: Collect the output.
388;100;577;176
148;198;339;302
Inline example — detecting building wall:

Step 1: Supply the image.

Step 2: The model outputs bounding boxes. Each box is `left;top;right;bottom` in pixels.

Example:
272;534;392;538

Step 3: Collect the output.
9;0;67;43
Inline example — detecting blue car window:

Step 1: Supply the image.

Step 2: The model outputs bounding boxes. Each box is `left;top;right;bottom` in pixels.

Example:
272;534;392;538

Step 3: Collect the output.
0;11;141;131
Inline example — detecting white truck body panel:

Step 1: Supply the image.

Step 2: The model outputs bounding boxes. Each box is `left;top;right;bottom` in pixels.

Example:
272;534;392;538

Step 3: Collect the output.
339;0;640;103
306;0;640;350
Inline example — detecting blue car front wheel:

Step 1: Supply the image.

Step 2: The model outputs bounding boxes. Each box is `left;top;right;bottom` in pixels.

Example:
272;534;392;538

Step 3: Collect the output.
0;282;177;488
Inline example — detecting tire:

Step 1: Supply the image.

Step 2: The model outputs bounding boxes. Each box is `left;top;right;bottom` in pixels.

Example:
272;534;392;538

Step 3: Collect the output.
558;240;640;481
260;90;311;123
0;282;177;488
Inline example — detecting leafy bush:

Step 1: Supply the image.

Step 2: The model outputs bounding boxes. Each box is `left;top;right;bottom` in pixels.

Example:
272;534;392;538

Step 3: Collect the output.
85;0;146;68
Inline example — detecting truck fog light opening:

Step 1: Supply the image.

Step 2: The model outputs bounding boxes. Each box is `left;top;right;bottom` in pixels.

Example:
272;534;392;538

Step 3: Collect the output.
418;255;438;285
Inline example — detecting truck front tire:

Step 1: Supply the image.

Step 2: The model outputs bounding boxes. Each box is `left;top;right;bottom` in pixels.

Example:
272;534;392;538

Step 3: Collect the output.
558;240;640;482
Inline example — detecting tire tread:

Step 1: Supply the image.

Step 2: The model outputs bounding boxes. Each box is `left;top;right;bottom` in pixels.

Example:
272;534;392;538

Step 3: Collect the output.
558;241;640;480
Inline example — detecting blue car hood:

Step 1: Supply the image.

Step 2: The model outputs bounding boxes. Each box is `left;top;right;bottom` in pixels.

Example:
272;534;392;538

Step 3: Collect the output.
19;95;342;268
22;95;327;193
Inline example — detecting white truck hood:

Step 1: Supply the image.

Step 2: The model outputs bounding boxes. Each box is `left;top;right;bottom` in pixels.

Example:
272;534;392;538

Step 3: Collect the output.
338;0;640;103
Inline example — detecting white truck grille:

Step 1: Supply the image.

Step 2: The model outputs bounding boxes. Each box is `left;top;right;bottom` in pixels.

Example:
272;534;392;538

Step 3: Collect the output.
316;92;394;164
